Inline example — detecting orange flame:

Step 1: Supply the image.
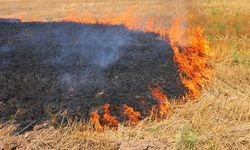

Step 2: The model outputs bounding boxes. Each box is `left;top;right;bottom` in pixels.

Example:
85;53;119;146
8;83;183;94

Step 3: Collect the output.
169;20;211;98
63;8;139;30
90;112;103;130
103;104;119;128
150;86;171;118
123;104;141;125
63;9;168;37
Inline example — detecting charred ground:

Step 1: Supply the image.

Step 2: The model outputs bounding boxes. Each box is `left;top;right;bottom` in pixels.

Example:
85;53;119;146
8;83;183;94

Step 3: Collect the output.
0;20;187;131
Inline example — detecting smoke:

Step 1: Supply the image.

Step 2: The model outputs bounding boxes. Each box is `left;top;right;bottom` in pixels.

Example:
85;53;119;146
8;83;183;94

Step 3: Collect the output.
1;21;166;96
0;18;21;23
47;23;133;92
0;45;14;53
0;21;136;94
52;24;130;67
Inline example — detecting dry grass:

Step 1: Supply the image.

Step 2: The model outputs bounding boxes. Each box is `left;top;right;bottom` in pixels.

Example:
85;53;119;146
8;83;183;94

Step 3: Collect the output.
1;0;250;149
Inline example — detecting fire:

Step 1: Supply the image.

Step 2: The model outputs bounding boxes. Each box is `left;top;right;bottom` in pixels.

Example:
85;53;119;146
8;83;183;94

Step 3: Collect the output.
63;10;168;37
168;20;211;98
63;11;212;126
150;86;171;118
90;112;103;131
123;104;141;125
63;8;139;30
7;7;211;128
89;103;141;130
64;11;211;99
103;104;119;128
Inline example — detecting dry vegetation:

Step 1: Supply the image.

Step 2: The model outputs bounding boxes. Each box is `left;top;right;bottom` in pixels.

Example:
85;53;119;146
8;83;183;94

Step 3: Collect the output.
1;0;250;149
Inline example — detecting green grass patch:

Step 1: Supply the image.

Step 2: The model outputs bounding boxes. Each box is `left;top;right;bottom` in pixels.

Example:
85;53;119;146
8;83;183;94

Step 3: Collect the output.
231;45;250;67
176;123;198;149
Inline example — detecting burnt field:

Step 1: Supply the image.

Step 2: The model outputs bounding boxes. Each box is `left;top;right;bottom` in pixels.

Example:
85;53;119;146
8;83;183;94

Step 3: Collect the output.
0;0;249;149
0;20;187;130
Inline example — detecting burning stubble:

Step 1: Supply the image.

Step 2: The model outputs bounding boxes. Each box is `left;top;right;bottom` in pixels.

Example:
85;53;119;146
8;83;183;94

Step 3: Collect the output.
0;4;211;130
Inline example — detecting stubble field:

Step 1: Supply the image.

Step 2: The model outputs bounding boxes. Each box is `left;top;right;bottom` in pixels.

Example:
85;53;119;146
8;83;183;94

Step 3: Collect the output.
0;0;250;149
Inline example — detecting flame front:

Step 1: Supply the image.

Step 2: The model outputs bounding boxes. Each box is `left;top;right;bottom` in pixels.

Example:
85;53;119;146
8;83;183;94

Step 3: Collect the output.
63;10;168;37
123;104;141;125
168;20;211;98
90;112;103;131
103;104;119;128
150;86;171;118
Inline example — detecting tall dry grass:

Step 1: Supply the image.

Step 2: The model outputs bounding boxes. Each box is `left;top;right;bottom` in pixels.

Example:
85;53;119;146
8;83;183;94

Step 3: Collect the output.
1;0;250;149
